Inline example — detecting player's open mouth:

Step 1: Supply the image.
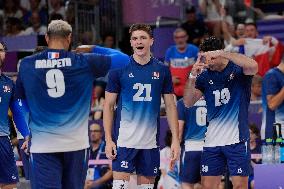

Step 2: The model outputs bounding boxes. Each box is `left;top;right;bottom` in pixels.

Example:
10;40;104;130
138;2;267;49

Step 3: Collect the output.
137;47;144;50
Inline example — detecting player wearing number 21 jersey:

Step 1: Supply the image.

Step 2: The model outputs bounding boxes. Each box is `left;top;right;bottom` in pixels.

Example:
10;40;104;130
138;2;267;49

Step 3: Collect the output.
14;20;129;189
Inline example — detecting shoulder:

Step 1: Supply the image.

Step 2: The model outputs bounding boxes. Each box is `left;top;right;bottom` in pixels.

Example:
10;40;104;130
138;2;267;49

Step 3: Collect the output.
166;45;176;53
187;44;199;51
1;74;13;84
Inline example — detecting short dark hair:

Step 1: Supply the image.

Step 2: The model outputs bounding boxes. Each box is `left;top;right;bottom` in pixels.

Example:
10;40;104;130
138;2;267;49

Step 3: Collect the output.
199;36;224;52
0;41;7;51
129;23;153;38
245;22;257;30
249;124;260;138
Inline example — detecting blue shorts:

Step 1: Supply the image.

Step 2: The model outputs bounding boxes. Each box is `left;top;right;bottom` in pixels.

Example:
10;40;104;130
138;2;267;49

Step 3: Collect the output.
112;147;159;176
0;136;19;184
180;151;202;184
30;148;89;189
201;141;250;176
18;139;30;180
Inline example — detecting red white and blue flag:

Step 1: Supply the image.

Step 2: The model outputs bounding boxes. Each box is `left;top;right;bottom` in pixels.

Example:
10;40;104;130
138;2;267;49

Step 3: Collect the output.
48;52;60;59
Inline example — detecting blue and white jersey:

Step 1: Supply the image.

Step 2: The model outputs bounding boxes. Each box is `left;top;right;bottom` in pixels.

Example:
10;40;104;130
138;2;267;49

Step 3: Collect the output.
0;74;14;136
265;68;284;131
15;49;112;153
177;98;207;140
195;61;252;147
106;56;173;149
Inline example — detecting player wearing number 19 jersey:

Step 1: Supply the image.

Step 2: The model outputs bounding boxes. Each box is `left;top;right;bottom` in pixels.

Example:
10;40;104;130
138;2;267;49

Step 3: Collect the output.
183;37;258;189
14;20;129;189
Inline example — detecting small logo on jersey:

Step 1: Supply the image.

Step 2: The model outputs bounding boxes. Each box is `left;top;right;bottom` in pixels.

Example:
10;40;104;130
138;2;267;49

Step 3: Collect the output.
237;168;243;174
154;167;158;174
128;73;134;78
48;52;60;59
209;80;214;85
11;175;17;180
152;71;160;79
229;73;234;80
3;85;11;93
202;165;208;173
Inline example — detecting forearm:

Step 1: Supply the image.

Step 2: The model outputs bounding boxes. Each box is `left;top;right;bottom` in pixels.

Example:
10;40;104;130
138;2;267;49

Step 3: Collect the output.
165;105;179;142
10;99;30;139
178;121;184;142
221;51;258;75
183;78;201;107
103;105;114;141
267;88;284;110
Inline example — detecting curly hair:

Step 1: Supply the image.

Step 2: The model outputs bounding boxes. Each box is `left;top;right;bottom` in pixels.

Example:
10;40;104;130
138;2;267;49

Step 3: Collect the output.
199;36;224;52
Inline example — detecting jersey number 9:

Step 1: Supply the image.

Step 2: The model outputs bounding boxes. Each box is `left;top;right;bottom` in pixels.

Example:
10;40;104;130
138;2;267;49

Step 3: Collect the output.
46;69;65;98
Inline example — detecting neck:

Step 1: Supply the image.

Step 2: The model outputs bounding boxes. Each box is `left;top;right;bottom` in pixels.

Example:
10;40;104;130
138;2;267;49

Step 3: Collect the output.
177;46;187;53
133;54;151;65
216;59;229;72
277;62;284;73
48;40;67;50
91;140;102;150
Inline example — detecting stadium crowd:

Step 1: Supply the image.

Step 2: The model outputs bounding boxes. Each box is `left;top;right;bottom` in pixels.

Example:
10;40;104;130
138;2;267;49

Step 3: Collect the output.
0;0;284;189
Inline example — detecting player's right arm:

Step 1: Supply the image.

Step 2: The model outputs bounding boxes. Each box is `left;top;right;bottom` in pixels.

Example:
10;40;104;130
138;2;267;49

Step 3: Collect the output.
103;91;117;160
183;55;206;107
103;69;121;160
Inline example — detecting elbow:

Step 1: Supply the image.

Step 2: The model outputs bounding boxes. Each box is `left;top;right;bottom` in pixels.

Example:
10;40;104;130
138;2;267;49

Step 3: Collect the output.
252;61;258;75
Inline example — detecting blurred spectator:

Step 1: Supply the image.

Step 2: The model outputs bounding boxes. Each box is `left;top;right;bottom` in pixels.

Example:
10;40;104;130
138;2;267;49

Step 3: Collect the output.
249;124;261;189
49;0;65;19
181;6;208;46
251;74;262;102
5;17;25;36
24;11;47;35
101;33;118;49
20;0;46;12
65;1;75;26
199;0;222;37
91;80;106;120
48;13;63;23
22;0;48;26
164;28;198;99
3;0;23;19
85;123;112;189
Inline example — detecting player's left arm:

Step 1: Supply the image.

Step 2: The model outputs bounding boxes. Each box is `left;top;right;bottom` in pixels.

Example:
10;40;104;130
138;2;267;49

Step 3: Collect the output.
202;50;258;75
164;94;180;163
267;86;284;111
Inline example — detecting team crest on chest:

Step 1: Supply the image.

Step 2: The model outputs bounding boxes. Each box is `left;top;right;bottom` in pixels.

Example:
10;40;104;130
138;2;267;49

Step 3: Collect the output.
152;72;160;80
3;85;11;93
229;73;234;80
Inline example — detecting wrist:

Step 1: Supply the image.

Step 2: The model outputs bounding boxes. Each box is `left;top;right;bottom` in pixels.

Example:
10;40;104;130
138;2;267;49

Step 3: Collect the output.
188;72;197;79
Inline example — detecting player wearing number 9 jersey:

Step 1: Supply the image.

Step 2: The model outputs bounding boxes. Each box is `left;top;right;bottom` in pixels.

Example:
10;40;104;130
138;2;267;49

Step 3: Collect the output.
103;23;180;189
14;20;129;189
183;37;258;189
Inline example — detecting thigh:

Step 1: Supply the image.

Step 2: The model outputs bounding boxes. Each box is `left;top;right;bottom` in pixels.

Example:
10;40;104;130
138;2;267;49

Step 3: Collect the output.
30;152;63;189
136;148;160;177
62;148;89;189
112;147;138;174
223;142;250;176
180;151;202;184
0;136;19;184
201;147;226;176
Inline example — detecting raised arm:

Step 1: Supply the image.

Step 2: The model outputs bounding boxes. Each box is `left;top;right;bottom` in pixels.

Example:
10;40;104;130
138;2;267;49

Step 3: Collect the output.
183;56;205;107
201;50;258;75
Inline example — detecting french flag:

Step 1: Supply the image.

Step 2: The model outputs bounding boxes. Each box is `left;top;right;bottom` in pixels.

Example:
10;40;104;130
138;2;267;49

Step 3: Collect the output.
48;52;60;59
239;38;283;76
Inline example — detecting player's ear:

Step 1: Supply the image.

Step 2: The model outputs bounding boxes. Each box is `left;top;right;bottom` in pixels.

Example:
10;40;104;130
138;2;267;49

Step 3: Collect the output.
45;34;49;44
